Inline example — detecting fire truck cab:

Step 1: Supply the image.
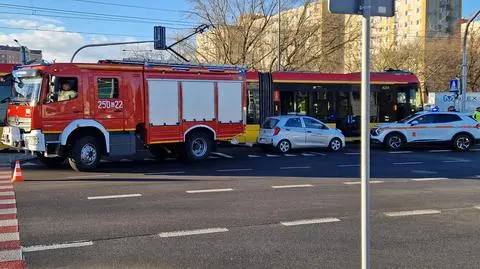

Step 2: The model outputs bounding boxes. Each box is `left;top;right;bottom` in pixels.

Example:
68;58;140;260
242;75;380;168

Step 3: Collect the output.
1;60;246;171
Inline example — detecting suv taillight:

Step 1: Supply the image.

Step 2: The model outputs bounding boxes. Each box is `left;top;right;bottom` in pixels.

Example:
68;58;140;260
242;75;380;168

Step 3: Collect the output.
476;124;480;129
273;127;280;136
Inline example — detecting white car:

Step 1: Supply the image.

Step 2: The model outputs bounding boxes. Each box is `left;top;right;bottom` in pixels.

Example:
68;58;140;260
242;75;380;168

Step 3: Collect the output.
257;116;346;153
370;111;480;151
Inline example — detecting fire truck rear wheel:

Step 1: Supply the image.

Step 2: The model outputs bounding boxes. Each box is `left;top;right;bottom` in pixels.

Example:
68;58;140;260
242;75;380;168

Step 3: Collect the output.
185;132;212;161
68;136;101;172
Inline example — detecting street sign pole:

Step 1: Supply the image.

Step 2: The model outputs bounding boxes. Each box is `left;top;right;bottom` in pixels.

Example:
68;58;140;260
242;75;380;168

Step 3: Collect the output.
360;0;371;268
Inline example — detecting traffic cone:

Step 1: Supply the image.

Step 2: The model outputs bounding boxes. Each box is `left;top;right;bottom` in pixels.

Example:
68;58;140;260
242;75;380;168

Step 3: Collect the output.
11;161;24;183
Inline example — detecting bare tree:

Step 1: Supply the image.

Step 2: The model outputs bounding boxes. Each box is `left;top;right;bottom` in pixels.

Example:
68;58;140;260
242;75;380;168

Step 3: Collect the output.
182;0;359;72
467;25;480;92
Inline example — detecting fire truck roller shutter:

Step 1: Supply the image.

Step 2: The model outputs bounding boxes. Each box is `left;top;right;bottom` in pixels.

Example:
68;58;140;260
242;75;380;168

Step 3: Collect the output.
59;119;110;153
217;81;243;123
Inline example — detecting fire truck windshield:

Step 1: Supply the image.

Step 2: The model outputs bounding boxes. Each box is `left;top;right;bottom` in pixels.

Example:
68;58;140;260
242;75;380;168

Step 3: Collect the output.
12;74;42;105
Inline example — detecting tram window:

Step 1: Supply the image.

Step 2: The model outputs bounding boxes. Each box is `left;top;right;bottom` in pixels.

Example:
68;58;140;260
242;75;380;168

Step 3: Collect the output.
247;86;260;124
311;91;334;122
397;92;407;104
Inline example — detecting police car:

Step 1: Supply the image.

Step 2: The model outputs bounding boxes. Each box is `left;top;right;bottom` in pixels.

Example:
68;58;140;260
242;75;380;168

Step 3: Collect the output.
370;110;480;151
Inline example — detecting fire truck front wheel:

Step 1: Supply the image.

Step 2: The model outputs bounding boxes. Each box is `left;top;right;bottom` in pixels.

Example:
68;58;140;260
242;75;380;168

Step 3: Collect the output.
185;132;212;161
68;136;101;172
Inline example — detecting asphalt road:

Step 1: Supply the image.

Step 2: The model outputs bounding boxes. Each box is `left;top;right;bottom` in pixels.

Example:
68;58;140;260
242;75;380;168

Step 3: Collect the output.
11;144;480;268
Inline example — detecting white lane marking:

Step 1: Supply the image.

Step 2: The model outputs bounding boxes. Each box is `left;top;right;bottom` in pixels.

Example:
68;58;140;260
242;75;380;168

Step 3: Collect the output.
186;188;233;194
266;154;280;157
0;200;16;205
429;149;452;153
474;206;480;210
0;232;19;242
0;208;16;215
0;191;14;196
248;155;260;158
343;181;384;185
208;156;220;159
22;241;94;252
308;152;326;156
211;152;233;159
337;164;360;167
345;152;360;155
442;160;470;163
301;153;315;156
279;166;310;170
388;151;413;154
0;249;23;262
120;159;133;162
0;186;13;191
284;154;297;157
216;168;253;172
470;149;480;151
66;175;111;179
153;171;185;175
158;228;228;238
411;177;448;181
271;184;313;189
0;219;17;227
393;162;423;165
410;170;438;174
280;218;341;226
87;194;142;200
384;209;441;217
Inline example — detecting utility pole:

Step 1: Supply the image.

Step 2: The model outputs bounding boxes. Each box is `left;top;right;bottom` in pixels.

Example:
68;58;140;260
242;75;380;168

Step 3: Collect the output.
278;0;281;71
461;10;480;112
360;0;371;267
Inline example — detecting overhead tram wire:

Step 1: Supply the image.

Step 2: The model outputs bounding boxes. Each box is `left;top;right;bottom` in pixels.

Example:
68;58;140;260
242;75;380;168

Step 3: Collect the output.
0;26;151;38
0;11;197;29
0;4;197;25
72;0;192;14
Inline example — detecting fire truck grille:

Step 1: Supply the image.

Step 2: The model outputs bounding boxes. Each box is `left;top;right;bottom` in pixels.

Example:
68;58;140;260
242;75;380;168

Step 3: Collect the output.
7;116;31;132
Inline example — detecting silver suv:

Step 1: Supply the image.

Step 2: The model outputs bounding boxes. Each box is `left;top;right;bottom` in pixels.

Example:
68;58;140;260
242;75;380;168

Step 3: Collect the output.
257;116;346;153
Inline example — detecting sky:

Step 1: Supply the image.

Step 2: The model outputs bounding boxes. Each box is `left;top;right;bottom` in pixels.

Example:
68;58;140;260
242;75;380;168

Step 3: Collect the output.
0;0;479;63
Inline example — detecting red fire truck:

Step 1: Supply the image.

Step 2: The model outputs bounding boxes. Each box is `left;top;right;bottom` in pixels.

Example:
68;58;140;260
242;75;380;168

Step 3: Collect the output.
1;60;247;171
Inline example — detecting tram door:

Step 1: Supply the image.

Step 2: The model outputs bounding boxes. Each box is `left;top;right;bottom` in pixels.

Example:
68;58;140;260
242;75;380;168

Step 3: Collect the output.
377;91;395;122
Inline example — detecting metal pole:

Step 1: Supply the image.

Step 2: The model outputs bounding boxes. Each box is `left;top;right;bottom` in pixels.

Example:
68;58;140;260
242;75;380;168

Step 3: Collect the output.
461;10;480;113
278;0;281;71
361;0;371;268
70;40;155;63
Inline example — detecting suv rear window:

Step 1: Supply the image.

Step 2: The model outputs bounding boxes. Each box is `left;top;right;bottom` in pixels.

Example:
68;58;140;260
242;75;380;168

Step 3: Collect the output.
262;118;279;129
434;114;461;123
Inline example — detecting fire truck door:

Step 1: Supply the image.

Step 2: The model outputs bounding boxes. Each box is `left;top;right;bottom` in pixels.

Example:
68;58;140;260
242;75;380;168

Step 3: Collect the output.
94;77;125;131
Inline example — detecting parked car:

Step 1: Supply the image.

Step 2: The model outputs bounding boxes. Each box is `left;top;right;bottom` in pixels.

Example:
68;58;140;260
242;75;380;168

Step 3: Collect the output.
370;111;480;151
257;115;346;153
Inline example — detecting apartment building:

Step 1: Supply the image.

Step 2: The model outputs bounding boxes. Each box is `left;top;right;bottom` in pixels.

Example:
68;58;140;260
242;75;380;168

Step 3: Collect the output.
0;45;42;64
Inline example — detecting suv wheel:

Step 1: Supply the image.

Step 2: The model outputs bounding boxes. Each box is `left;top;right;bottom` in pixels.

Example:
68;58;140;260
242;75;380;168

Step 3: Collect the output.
385;133;405;151
453;134;473;151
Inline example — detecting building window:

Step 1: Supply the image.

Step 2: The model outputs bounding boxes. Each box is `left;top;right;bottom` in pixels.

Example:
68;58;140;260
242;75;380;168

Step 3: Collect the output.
97;78;119;99
417;8;420;13
417;20;419;25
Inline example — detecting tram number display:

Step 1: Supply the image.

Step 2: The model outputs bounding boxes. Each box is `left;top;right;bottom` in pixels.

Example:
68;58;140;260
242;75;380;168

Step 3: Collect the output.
97;100;124;110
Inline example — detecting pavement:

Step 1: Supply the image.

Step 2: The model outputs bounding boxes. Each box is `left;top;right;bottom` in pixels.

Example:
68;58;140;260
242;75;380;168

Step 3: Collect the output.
6;143;480;268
